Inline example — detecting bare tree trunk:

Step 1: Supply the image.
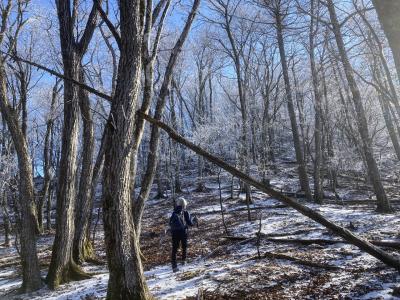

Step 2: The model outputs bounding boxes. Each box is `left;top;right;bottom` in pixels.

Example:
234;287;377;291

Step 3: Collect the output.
101;0;151;298
169;90;182;193
275;9;312;200
87;128;106;236
327;0;392;213
46;186;53;231
0;63;42;292
156;164;166;198
46;127;56;231
1;190;11;247
38;81;59;232
309;0;323;203
47;0;100;288
73;68;95;264
221;1;253;215
217;170;229;235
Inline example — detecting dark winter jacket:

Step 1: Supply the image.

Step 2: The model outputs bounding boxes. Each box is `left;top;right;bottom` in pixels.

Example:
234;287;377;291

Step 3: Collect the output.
169;205;195;233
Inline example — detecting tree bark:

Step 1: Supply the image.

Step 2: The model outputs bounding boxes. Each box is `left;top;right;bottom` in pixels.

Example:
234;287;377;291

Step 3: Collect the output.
0;63;42;292
309;0;323;203
101;0;151;298
46;128;56;231
73;68;95;264
38;81;59;232
1;190;11;247
47;0;100;288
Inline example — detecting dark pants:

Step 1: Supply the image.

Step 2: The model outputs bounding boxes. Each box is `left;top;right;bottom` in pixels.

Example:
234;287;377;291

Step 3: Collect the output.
171;230;187;268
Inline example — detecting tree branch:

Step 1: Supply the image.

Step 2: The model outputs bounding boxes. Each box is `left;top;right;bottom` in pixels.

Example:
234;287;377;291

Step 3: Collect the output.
94;0;121;49
1;51;112;101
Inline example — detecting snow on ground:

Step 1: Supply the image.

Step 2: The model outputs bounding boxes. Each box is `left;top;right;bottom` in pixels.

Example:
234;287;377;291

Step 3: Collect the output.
1;169;400;299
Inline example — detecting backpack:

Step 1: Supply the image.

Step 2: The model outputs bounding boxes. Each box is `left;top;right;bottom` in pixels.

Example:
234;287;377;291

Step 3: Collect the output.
169;211;186;231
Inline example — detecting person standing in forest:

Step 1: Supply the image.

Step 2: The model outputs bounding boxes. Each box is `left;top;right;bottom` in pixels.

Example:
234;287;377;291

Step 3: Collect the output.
169;197;197;272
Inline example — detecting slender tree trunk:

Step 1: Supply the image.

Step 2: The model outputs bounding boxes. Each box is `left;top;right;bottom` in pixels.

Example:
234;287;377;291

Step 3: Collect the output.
46;127;55;231
1;190;11;247
38;81;58;232
327;0;391;212
261;89;271;181
275;10;312;200
0;64;42;292
46;186;53;230
223;6;252;215
217;170;229;235
170;90;182;193
87;127;107;237
73;68;95;264
309;0;323;203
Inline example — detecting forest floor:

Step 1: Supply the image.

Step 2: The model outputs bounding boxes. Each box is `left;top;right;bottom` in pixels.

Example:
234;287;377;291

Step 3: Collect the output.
1;161;400;299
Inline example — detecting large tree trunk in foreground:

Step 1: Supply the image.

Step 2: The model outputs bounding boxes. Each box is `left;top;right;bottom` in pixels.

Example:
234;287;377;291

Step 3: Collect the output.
101;0;150;298
73;69;95;264
140;112;400;271
275;10;312;200
327;0;391;213
0;64;43;292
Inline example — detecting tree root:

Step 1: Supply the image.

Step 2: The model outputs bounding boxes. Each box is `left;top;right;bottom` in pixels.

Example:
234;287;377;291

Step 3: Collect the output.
46;261;92;289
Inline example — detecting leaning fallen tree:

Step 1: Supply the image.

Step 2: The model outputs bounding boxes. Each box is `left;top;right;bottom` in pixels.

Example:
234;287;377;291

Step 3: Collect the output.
139;111;400;271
